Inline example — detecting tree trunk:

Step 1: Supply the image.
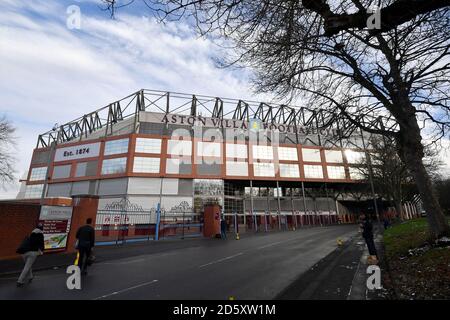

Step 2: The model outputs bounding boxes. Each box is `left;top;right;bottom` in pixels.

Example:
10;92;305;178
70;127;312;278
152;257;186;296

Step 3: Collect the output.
393;199;403;220
396;117;450;239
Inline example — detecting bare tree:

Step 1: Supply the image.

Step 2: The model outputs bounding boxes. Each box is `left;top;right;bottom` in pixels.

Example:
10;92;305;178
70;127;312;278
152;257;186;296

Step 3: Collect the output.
0;116;16;185
358;136;442;220
104;0;450;237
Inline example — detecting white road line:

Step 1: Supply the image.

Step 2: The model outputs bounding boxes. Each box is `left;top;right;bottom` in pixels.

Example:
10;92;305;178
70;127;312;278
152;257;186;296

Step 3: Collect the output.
93;279;159;300
198;253;244;268
257;236;314;250
257;240;287;250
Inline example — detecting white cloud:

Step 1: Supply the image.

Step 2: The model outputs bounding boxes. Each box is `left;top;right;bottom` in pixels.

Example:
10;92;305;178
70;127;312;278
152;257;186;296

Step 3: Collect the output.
0;1;261;198
1;1;449;199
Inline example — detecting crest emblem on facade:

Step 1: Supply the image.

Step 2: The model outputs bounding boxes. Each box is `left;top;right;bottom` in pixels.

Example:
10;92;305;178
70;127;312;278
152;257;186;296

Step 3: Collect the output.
249;118;263;132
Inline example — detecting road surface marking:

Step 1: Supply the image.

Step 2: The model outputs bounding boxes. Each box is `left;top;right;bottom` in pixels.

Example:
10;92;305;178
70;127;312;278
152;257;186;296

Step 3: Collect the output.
257;236;314;250
198;253;244;268
92;279;159;300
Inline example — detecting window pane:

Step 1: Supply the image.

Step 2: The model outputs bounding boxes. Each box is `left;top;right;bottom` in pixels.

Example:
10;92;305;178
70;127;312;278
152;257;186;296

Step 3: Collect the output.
29;167;47;181
52;165;71;179
226;161;248;176
302;148;321;162
253;162;275;177
345;150;365;164
279;164;300;178
75;161;98;177
327;166;346;179
133;157;160;173
135;138;161;153
101;158;127;175
104;138;129;156
194;179;223;196
166;158;191;174
278;147;298;161
24;184;44;198
304;165;324;178
167;140;192;156
197;142;221;157
252;145;274;160
325;150;343;163
349;167;365;180
226;144;247;158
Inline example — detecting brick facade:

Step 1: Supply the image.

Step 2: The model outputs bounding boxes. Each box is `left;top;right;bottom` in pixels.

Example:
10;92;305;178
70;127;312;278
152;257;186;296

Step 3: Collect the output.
0;202;41;260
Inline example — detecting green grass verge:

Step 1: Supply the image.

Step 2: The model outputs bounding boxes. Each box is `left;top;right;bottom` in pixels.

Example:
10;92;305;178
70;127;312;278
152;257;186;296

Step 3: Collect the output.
383;218;430;258
383;218;450;299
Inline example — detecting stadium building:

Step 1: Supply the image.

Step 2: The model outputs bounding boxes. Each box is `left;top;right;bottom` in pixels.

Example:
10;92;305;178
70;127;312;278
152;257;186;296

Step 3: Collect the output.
18;89;394;242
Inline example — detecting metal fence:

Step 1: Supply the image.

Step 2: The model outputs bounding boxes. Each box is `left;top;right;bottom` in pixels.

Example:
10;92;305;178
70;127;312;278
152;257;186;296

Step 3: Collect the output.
95;209;203;245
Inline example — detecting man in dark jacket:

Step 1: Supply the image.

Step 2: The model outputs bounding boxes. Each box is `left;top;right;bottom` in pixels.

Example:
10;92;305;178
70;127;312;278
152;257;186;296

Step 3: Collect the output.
360;214;378;257
220;217;228;239
17;223;45;287
76;218;95;275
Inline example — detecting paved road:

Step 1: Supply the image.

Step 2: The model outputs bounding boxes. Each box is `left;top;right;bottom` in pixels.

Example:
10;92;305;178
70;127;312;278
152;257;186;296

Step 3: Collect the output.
0;225;357;300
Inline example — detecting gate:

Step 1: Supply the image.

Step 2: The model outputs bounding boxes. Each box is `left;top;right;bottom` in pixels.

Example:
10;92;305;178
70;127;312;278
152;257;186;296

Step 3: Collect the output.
95;198;204;244
158;211;203;239
95;198;157;245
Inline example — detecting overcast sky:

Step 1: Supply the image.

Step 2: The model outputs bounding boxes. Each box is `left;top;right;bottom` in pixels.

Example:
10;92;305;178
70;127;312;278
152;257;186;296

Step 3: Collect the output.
1;0;449;199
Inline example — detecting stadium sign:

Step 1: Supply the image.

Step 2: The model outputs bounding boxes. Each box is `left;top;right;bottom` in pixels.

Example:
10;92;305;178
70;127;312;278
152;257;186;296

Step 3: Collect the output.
153;112;340;137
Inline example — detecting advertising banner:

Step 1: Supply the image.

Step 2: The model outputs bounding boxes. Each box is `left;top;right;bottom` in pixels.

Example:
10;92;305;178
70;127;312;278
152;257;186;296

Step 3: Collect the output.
39;205;73;250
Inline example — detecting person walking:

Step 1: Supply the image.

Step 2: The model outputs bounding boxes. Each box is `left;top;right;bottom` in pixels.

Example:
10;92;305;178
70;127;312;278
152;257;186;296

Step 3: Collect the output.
220;217;228;240
16;223;45;287
360;214;378;258
75;218;95;275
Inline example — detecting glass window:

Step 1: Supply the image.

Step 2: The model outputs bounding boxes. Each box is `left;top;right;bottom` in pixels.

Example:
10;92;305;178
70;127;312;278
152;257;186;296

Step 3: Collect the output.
101;157;127;175
253;162;275;177
279;164;300;178
197;161;222;176
226;143;247;158
135;138;161;154
325;150;343;163
349;167;365;180
24;184;44;198
345;150;366;164
252;145;274;160
278;147;298;161
75;160;98;177
302;148;321;162
194;179;223;196
304;165;324;179
133;157;160;173
52;165;71;179
197;142;221;157
226;161;248;176
29;167;47;181
327;166;346;179
166;158;192;174
167;140;192;156
104;138;129;156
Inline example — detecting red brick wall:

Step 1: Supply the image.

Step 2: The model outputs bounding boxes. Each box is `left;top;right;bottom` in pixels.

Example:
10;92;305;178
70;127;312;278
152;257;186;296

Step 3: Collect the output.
66;196;99;253
203;205;221;237
0;202;41;260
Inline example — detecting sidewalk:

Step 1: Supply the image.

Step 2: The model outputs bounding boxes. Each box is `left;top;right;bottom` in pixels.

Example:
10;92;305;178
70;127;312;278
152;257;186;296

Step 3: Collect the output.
347;226;393;300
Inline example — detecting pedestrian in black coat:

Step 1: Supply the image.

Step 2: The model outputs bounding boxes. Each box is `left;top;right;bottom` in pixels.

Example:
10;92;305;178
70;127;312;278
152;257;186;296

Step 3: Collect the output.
76;218;95;275
360;215;378;257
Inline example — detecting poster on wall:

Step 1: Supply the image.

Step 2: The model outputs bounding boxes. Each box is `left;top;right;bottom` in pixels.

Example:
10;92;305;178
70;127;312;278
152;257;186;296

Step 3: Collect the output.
39;206;73;250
